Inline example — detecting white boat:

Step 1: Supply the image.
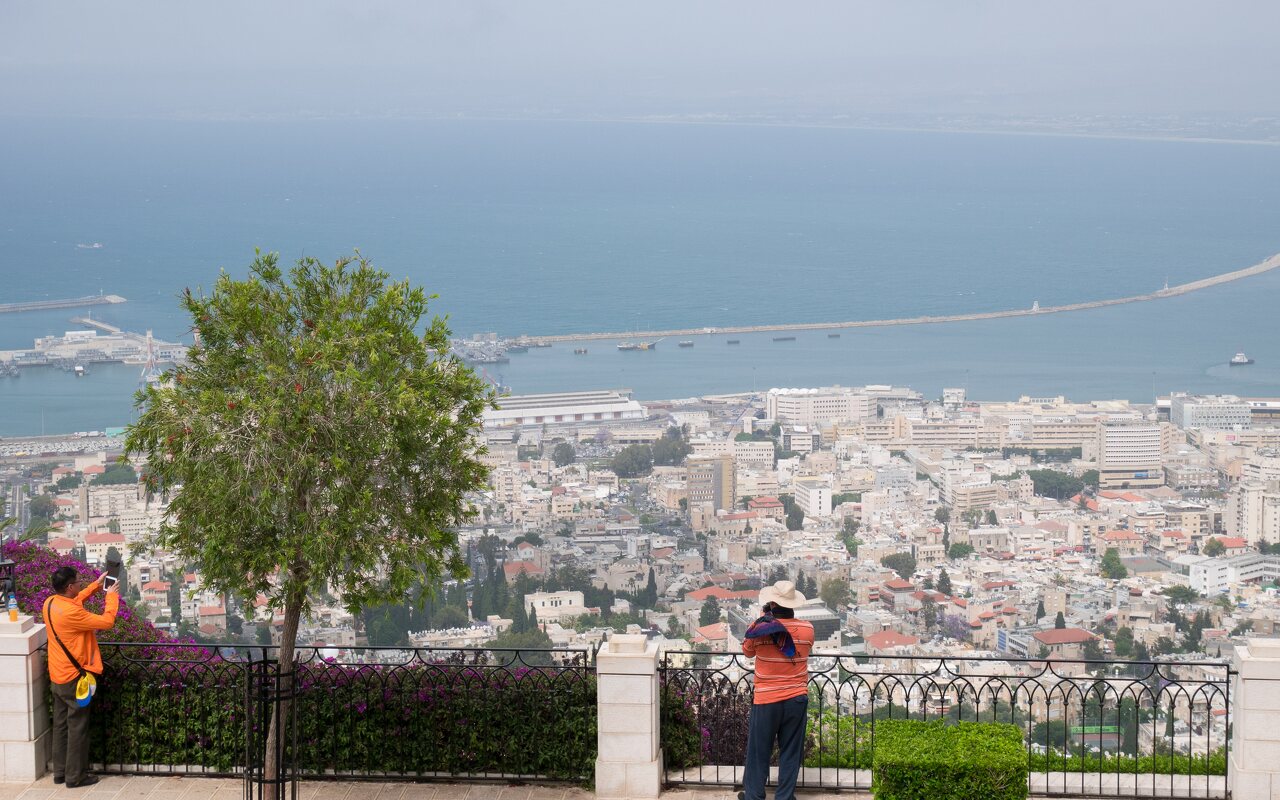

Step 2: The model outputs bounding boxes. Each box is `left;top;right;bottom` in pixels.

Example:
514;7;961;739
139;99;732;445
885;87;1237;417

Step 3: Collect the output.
1230;351;1255;366
74;364;86;377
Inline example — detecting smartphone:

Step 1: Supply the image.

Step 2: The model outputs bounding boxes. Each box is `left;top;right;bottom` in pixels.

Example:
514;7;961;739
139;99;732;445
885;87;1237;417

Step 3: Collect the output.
102;575;119;590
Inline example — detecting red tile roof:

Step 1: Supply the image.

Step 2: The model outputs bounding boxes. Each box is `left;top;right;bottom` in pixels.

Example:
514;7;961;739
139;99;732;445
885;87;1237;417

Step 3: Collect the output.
883;579;914;591
1033;628;1095;645
865;630;919;651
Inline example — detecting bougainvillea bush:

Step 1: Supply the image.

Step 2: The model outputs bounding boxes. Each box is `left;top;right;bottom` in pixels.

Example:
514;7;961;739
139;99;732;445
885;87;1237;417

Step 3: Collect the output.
6;541;598;779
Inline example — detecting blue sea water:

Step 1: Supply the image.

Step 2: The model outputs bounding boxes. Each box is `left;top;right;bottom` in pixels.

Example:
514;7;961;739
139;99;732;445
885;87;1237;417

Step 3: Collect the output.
0;118;1278;436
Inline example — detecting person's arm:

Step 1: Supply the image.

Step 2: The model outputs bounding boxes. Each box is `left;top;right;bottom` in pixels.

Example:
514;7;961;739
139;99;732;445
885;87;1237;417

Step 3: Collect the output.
74;575;103;603
60;592;119;632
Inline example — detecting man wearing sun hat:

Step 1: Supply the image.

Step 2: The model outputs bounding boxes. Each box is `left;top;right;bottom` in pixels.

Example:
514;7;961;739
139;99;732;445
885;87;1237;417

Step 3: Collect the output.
739;579;815;800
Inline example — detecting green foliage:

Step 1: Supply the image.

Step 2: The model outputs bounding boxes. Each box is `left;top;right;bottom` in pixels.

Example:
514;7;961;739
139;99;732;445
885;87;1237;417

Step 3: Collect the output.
699;597;720;626
27;494;57;522
872;720;1028;800
778;494;804;530
881;553;917;581
1028;749;1225;776
54;474;83;491
1202;537;1226;557
832;492;862;506
651;426;692;467
1114;625;1134;657
947;543;974;560
92;463;138;486
1080;469;1100;489
818;577;851;610
551;441;576;467
1100;547;1128;580
936;569;952;597
986;510;998;525
1161;585;1200;605
1054;611;1066;629
1026;469;1084;499
610;444;654;478
124;252;492;666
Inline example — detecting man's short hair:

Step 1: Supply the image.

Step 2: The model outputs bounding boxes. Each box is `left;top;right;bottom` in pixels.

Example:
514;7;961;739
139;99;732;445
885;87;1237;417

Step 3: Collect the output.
51;567;78;593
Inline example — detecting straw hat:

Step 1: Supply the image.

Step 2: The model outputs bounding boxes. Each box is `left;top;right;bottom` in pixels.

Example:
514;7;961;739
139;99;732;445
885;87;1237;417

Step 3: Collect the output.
759;580;806;609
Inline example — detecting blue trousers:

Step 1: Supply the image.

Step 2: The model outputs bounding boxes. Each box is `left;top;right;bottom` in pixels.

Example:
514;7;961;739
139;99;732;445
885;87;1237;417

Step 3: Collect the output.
742;694;808;800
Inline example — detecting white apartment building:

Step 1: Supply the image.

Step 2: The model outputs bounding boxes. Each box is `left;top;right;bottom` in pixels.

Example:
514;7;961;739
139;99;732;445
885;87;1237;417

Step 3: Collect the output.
1097;420;1166;489
523;590;592;623
793;478;833;519
734;440;776;470
483;390;646;428
1171;394;1253;431
766;387;873;427
1228;480;1280;545
689;437;733;458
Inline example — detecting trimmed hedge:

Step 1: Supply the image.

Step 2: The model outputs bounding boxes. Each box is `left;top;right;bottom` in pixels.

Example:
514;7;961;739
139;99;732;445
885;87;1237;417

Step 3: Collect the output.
871;720;1028;800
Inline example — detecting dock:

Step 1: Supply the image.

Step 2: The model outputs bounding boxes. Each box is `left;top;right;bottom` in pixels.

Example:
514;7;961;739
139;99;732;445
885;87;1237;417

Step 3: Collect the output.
0;295;126;314
524;252;1280;344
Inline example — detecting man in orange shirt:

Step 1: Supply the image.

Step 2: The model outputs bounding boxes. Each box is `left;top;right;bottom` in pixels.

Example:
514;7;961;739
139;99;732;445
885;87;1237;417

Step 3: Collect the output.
44;566;119;789
740;580;814;800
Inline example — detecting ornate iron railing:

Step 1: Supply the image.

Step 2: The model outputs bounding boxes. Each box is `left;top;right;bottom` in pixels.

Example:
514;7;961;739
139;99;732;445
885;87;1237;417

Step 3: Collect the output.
660;651;1231;799
87;642;598;789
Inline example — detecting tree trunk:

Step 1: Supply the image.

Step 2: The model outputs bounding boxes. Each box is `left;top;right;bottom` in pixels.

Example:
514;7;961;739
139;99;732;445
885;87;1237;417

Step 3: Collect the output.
263;593;303;787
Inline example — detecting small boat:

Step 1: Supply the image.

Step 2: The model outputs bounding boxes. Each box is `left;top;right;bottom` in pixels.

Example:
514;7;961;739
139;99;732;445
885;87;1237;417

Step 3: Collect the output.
827;333;841;338
634;340;660;351
617;342;639;351
726;339;740;345
773;336;796;342
74;365;86;377
506;344;529;353
678;341;694;348
574;347;588;355
76;242;104;250
1230;351;1255;366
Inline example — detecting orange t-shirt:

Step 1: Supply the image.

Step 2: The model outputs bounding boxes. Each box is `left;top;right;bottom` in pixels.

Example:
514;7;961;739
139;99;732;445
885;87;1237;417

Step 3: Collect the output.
742;616;814;704
44;578;119;685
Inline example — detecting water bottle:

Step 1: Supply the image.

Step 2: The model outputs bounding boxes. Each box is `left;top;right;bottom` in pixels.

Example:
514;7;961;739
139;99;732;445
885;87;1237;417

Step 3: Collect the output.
6;593;16;623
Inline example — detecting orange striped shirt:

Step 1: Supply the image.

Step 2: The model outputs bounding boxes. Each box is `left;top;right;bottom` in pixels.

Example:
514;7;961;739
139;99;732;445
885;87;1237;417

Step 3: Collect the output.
743;617;813;704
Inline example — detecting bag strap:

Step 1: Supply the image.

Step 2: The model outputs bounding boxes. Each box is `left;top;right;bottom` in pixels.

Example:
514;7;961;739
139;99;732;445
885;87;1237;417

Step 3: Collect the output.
43;596;87;677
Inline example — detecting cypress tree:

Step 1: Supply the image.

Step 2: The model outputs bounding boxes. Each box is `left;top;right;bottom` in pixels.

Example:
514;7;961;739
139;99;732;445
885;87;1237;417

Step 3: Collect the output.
529;604;540;631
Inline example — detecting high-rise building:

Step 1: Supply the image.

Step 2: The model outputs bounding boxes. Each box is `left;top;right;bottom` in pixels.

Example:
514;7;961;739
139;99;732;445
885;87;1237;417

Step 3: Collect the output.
1097;420;1166;489
793;478;832;518
766;387;874;427
1170;393;1252;430
687;455;736;514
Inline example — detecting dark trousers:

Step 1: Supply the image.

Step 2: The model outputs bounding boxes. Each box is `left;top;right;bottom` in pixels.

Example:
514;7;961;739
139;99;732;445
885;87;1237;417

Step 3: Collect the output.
50;678;92;784
742;694;808;800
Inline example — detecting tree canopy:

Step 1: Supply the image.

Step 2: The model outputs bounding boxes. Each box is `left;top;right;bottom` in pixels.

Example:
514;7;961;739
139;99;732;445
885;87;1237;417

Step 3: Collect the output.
610;444;654;478
551;441;576;467
1201;537;1226;557
1026;469;1085;500
1100;547;1128;580
125;252;492;671
881;552;917;581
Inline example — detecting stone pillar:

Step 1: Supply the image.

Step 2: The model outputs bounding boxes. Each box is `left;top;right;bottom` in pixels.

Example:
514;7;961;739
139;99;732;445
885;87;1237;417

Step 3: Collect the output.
1232;637;1280;799
596;634;663;800
0;614;49;782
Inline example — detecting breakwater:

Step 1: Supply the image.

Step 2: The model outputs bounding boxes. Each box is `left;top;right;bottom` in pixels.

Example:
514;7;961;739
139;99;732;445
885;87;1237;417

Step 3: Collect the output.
0;295;126;314
532;253;1280;344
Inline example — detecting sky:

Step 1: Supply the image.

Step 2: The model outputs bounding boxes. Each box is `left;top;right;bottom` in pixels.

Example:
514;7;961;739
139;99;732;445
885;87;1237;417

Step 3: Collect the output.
2;2;1279;120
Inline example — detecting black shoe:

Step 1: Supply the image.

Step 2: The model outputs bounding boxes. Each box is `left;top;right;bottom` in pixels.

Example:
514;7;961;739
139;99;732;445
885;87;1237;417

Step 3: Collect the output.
66;776;99;789
52;776;64;785
737;793;746;800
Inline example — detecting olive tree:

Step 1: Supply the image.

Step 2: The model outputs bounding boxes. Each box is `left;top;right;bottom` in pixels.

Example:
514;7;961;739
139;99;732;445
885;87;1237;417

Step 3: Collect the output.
125;252;491;776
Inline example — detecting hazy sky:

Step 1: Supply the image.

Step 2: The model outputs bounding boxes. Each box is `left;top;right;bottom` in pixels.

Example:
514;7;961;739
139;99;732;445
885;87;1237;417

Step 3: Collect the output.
3;2;1278;120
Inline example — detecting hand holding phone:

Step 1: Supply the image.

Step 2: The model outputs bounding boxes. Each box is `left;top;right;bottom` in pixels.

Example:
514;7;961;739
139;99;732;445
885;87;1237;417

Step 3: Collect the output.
103;576;119;593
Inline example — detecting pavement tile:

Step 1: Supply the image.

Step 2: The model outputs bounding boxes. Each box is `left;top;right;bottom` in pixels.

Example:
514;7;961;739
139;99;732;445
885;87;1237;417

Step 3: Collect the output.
307;785;353;800
521;787;562;800
0;787;32;800
395;787;437;800
494;788;531;800
15;790;57;800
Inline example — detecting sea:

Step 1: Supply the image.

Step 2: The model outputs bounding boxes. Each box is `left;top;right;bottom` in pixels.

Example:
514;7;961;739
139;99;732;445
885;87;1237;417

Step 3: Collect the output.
1;118;1279;437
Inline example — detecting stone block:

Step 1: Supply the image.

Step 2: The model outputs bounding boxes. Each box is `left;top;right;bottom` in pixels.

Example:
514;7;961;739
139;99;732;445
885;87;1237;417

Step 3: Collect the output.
598;674;654;705
0;712;35;743
594;760;627;799
608;634;649;654
623;759;662;799
0;625;46;657
596;653;661;676
599;703;655;735
1241;679;1280;713
1237;738;1280;766
1;732;48;782
1232;768;1272;800
0;617;34;635
598;731;656;762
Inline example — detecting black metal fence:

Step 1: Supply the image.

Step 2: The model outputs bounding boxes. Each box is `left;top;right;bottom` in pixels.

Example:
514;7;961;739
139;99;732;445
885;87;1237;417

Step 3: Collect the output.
660;652;1231;799
87;642;598;794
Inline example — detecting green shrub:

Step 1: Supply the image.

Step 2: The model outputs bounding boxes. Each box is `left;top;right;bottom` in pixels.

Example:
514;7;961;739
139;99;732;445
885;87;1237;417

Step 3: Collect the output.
872;720;1028;800
1028;749;1226;776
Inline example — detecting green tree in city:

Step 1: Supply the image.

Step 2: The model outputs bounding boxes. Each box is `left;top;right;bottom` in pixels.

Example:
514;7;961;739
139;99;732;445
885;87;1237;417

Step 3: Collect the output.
1113;625;1135;658
1026;469;1084;500
551;441;576;467
1202;537;1226;557
1080;469;1100;489
1100;547;1128;580
947;543;974;560
92;463;138;486
1161;585;1200;605
1035;599;1046;621
27;494;57;523
985;510;998;525
819;577;851;610
256;625;273;646
124;252;491;779
611;445;654;478
651;426;691;467
881;553;917;581
1054;611;1066;630
936;568;952;597
699;597;720;626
